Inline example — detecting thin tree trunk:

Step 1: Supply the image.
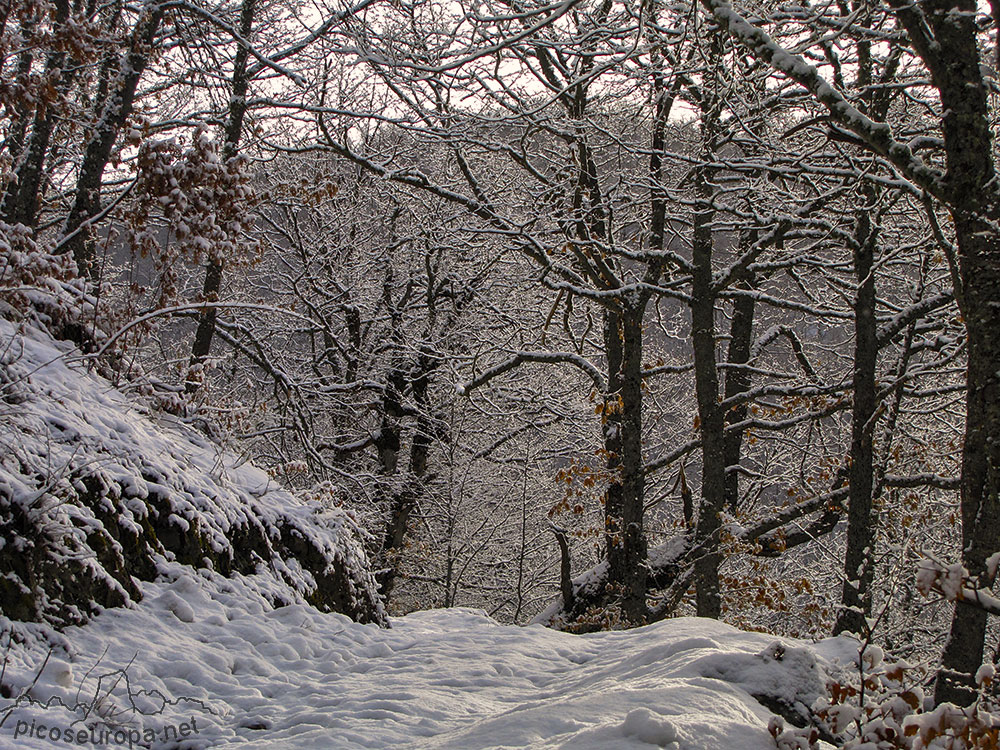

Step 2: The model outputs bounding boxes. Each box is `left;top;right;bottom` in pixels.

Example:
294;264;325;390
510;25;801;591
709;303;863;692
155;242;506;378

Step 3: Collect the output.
187;0;256;386
603;305;648;625
691;28;725;618
619;304;647;623
61;1;163;274
834;189;879;637
691;162;726;619
722;260;756;514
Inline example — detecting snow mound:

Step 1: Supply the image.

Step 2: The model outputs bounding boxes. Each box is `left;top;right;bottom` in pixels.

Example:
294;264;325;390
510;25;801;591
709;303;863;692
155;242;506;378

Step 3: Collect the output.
0;318;385;628
1;572;834;749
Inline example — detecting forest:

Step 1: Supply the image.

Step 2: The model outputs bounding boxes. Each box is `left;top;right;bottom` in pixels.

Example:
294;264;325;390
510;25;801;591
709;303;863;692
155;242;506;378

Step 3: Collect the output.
2;0;1000;745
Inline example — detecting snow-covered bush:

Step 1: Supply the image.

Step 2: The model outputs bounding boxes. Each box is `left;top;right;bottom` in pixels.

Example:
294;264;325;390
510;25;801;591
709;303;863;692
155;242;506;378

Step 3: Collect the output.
774;644;1000;749
0;223;101;350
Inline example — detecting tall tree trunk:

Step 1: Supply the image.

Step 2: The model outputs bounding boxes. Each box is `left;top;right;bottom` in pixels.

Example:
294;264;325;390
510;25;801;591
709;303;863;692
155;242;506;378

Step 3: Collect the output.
691;162;726;619
691;26;726;618
915;0;1000;706
834;188;879;637
187;0;256;387
603;304;648;625
1;18;37;171
60;1;163;274
936;205;1000;704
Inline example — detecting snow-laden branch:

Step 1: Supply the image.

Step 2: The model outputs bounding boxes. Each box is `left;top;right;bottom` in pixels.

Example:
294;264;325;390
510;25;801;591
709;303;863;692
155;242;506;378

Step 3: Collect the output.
459;351;606;394
344;0;586;79
883;473;960;490
244;0;382;78
916;555;1000;616
86;303;321;362
751;324;820;381
162;0;309;86
701;0;944;197
52;178;139;256
876;291;955;348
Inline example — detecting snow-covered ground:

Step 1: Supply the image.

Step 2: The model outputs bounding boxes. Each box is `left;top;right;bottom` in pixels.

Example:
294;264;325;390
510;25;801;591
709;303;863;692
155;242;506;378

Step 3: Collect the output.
1;562;853;750
0;317;383;627
0;313;855;750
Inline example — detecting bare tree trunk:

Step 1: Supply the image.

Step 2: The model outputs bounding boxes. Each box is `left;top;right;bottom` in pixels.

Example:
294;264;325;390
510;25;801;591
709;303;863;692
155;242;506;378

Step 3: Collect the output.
722;261;756;514
909;0;1000;705
187;0;256;387
61;1;163;274
1;0;75;227
619;304;647;623
603;304;649;625
691;161;725;619
691;31;725;617
936;205;1000;704
834;189;879;637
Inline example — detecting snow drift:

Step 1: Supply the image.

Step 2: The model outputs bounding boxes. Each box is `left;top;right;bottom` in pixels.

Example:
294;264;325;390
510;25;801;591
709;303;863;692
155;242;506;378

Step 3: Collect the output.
0;315;854;750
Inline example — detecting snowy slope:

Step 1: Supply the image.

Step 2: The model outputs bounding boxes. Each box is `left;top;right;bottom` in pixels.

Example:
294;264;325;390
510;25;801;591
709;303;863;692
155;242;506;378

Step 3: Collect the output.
0;560;848;750
0;317;384;627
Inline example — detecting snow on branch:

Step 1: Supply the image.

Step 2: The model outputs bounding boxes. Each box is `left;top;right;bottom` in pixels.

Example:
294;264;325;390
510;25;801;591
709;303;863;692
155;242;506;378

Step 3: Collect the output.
876;291;955;348
459;351;606;394
162;0;308;86
916;555;1000;616
883;473;960;490
701;0;945;197
751;324;820;380
350;0;587;79
87;303;321;362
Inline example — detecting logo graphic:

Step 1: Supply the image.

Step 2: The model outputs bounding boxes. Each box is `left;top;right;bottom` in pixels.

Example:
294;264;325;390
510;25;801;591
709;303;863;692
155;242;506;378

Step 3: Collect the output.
1;636;219;748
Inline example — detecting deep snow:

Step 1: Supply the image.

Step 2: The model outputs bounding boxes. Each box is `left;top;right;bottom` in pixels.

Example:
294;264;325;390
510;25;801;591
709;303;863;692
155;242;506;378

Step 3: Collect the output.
1;561;851;749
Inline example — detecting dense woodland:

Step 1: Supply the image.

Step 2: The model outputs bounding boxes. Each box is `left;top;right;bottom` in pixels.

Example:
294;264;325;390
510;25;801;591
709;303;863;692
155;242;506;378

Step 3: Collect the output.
3;0;1000;738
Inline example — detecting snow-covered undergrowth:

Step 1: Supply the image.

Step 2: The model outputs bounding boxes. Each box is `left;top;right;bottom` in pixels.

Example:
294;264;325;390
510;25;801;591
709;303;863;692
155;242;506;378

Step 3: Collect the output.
0;317;384;628
0;560;850;749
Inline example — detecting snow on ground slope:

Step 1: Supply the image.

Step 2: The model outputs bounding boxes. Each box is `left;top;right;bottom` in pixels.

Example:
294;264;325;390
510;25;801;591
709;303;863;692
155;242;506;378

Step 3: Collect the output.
0;317;384;627
0;563;849;750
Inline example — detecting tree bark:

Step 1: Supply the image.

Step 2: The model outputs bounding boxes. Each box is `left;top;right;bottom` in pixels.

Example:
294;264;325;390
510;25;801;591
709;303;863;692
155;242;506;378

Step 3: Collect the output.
691;165;726;619
603;304;649;625
834;188;879;637
909;0;1000;706
187;0;256;387
722;262;756;514
691;32;726;617
61;1;163;274
936;206;1000;704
